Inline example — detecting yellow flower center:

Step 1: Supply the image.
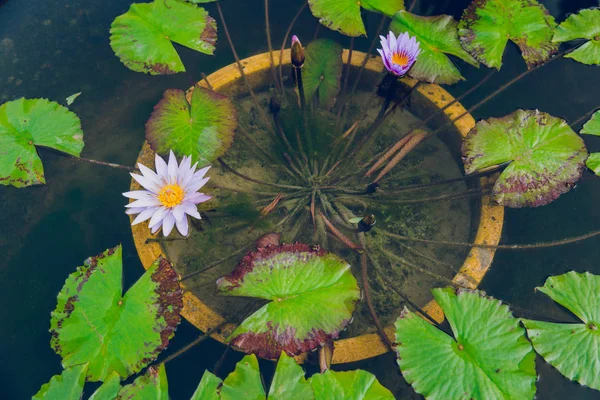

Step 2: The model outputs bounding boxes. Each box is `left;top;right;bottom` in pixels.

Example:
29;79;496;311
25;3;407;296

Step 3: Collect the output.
392;52;409;67
157;184;185;208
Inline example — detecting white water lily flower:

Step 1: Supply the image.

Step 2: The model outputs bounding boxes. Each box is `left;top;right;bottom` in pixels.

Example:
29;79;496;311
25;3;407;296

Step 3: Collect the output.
124;150;211;237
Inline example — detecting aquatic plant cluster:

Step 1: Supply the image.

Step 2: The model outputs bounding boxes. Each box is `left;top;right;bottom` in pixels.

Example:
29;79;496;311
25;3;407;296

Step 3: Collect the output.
1;0;600;398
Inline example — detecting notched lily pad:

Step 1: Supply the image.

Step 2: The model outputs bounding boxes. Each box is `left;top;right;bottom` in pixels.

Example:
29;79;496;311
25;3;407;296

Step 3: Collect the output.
522;271;600;391
462;109;587;208
458;0;558;69
191;371;223;400
117;364;169;399
220;354;266;400
110;0;217;75
553;8;600;65
303;39;343;108
146;87;237;165
390;11;479;85
0;98;84;188
395;288;536;400
33;364;88;400
216;243;360;359
50;245;183;381
309;369;394;400
308;0;405;37
89;372;122;400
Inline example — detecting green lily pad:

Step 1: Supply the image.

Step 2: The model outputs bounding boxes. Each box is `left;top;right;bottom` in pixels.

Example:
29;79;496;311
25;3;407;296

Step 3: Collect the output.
110;0;217;75
580;110;600;136
269;352;313;400
50;246;183;382
191;371;223;400
461;109;587;208
553;9;600;65
89;372;122;400
303;39;343;108
390;11;479;85
117;364;169;399
146;87;237;165
522;271;600;391
309;370;394;400
216;243;360;359
221;355;266;400
395;288;536;400
586;153;600;176
33;364;88;400
0;98;84;188
65;92;82;106
308;0;405;37
458;0;558;70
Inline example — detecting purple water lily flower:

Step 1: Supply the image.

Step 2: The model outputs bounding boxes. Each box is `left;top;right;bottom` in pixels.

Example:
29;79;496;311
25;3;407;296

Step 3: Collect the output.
124;150;211;237
377;31;421;77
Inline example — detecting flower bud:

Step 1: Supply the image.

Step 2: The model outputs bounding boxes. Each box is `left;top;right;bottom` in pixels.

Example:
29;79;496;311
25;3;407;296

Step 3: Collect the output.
291;35;305;68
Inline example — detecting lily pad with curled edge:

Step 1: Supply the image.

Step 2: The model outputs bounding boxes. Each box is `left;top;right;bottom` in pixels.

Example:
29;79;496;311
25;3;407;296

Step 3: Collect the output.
580;111;600;175
109;0;217;75
458;0;558;70
308;0;405;37
461;109;587;208
390;11;479;85
522;271;600;391
303;39;343;108
146;87;237;165
0;98;84;188
553;9;600;65
33;363;88;400
117;364;169;399
395;288;537;400
216;243;360;360
309;369;394;400
49;245;183;382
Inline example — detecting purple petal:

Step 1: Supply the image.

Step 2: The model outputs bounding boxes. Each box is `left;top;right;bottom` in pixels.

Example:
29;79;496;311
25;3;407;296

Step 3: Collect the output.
167;151;178;184
125;207;146;215
186;177;210;194
186;192;212;204
151;223;161;234
162;213;176;236
126;197;160;208
130;173;161;193
172;204;185;221
182;202;201;219
138;164;162;187
149;207;169;228
175;216;189;236
132;207;157;225
122;190;153;200
155;153;168;181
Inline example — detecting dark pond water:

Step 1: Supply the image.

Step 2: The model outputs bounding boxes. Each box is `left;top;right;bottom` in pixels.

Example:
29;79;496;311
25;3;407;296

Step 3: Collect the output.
1;0;599;398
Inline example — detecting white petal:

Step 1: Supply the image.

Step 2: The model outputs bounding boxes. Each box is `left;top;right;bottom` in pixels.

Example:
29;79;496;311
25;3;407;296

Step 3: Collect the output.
132;207;157;225
125;207;146;215
122;190;153;200
167;151;178;184
175;216;189;236
151;223;161;234
138;164;162;187
179;163;196;187
130;173;161;193
172;204;185;221
182;202;201;219
178;156;192;180
149;207;169;228
126;197;160;208
186;192;212;204
155;153;169;181
193;166;211;180
162;213;176;236
186;177;210;194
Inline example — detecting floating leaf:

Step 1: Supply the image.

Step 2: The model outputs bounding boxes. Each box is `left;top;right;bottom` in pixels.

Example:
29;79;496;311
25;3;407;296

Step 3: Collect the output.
216;243;360;359
89;372;122;400
308;0;405;37
146;87;237;165
221;355;266;400
32;364;88;400
50;246;183;381
390;11;479;84
458;0;558;69
395;288;536;400
348;217;363;224
191;371;223;400
303;39;343;108
580;110;600;137
586;153;600;176
553;9;600;65
110;0;217;75
309;370;394;400
461;109;587;208
117;364;169;399
269;352;313;400
0;98;84;188
65;92;82;106
522;271;600;391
